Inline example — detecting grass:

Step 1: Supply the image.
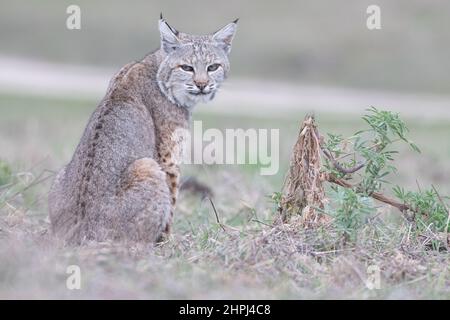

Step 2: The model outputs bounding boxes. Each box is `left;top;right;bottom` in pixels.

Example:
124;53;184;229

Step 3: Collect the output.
0;93;449;299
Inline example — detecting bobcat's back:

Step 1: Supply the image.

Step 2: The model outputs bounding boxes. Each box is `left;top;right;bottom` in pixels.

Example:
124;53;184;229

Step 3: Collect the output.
49;54;181;243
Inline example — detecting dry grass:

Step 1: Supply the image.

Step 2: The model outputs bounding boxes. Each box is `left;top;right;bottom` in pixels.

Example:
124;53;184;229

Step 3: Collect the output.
0;164;449;299
0;94;449;299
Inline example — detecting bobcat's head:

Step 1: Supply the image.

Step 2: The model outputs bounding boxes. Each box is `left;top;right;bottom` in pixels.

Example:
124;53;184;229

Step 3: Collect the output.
156;16;238;109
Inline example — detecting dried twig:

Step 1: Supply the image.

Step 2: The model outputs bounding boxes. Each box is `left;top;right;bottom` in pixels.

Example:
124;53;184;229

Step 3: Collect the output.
251;219;273;228
322;149;366;175
208;197;226;232
325;173;411;214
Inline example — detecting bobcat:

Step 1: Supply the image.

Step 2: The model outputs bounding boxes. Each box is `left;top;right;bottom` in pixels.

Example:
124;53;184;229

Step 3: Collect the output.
48;16;238;244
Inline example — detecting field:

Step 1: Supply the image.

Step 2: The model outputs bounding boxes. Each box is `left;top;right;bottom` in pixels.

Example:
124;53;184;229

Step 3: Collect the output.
0;93;449;299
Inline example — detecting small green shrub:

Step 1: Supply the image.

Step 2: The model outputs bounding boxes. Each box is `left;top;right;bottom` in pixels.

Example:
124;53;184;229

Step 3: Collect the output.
324;108;448;241
298;108;449;244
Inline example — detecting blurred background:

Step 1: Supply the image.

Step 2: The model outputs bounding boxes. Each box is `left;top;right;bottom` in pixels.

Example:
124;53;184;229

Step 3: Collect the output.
2;0;450;90
0;0;449;189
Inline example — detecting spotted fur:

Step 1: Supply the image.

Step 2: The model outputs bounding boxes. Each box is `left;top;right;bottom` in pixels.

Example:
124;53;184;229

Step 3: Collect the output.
48;17;237;244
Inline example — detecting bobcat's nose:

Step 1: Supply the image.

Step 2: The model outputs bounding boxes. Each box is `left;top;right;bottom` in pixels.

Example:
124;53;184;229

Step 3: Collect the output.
194;80;208;92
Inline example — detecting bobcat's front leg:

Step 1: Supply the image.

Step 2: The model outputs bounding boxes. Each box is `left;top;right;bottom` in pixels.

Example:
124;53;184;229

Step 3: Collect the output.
157;123;188;235
158;150;181;234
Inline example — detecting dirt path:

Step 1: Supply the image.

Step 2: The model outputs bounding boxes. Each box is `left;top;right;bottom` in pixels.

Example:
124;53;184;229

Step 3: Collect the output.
1;56;449;120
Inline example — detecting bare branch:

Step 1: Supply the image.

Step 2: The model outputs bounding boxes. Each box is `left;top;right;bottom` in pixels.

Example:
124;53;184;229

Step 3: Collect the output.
322;149;366;175
208;197;226;232
326;173;411;214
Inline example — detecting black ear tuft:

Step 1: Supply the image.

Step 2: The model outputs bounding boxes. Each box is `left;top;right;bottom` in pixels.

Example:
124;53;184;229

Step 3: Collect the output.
165;21;179;36
160;12;163;20
158;16;181;53
233;18;239;24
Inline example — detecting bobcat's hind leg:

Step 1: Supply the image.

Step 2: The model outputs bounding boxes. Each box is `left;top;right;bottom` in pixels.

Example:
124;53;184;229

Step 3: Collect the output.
115;157;172;243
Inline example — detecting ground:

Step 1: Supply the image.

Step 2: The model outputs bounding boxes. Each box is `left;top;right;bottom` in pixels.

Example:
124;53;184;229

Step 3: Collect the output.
0;93;449;299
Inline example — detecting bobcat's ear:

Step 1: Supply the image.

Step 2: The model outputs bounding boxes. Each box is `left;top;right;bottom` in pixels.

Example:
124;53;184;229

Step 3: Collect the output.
212;19;238;55
159;15;181;54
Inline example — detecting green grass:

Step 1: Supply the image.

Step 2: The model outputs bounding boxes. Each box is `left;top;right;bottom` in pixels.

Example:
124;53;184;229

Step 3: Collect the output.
0;93;449;299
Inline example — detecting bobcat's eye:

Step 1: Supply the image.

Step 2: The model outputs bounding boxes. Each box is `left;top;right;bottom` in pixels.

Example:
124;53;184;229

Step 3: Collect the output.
180;65;194;72
207;64;220;72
